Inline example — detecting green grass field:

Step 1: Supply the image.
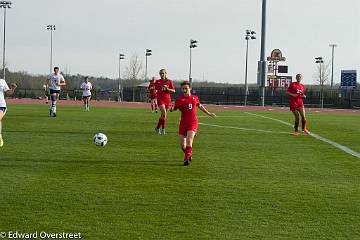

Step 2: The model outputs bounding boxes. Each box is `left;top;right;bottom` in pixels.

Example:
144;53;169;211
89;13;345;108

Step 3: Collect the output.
1;104;359;239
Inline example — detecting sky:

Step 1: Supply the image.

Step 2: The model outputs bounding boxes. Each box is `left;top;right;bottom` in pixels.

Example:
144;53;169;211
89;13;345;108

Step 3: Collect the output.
4;0;360;84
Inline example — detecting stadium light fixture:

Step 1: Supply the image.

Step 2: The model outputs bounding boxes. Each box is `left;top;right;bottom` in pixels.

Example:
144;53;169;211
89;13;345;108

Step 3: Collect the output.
0;1;11;80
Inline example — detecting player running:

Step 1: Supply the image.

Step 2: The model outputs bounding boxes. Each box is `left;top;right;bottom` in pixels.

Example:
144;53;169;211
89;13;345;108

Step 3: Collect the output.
47;67;66;117
154;69;175;135
286;73;310;136
171;81;216;166
80;76;92;112
0;79;17;147
148;77;158;113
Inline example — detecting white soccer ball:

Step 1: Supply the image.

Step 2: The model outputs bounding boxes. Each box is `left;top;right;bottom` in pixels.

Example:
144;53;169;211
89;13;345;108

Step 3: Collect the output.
93;133;108;147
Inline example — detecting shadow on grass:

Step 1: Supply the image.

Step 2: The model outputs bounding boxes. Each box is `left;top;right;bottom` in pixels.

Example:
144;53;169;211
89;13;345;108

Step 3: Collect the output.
0;158;183;167
6;130;91;135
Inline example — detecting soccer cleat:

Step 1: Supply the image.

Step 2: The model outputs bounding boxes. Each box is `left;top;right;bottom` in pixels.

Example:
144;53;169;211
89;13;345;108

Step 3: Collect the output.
161;129;166;135
0;134;3;147
294;131;299;136
183;160;189;166
155;128;161;134
302;129;310;135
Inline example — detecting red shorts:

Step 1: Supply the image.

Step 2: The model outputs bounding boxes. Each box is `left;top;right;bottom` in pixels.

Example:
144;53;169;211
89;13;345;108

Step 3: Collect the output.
290;100;304;111
157;98;171;109
149;94;157;99
179;121;198;136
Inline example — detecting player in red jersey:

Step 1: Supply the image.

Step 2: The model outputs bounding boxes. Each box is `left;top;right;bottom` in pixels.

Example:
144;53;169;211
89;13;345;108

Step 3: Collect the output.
154;69;175;135
286;73;310;136
171;81;216;166
148;77;158;113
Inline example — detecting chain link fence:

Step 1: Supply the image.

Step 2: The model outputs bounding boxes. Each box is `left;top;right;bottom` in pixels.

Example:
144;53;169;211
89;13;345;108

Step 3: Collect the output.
11;87;360;109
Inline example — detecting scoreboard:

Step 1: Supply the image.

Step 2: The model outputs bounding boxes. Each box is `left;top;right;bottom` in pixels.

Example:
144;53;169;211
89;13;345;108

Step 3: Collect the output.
341;70;357;89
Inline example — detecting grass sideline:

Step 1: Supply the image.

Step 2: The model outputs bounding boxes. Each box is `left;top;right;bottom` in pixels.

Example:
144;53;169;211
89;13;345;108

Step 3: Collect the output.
0;104;359;239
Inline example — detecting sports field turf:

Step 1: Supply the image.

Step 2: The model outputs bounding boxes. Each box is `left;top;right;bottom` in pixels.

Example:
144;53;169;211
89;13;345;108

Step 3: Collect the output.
1;104;359;239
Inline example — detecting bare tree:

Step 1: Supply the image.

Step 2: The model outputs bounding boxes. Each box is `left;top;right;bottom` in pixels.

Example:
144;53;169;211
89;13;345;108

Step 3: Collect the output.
313;60;331;108
313;61;331;86
125;54;143;101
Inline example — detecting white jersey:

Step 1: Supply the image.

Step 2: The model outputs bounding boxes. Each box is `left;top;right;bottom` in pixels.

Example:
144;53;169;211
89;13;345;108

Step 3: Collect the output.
48;73;65;91
0;79;10;108
80;82;92;96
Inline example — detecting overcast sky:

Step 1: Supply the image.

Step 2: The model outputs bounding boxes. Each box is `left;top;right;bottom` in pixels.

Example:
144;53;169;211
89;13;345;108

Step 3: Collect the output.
5;0;360;84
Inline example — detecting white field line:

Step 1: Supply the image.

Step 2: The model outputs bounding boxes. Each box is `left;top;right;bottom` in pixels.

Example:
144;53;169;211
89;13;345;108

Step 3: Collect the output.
245;112;360;159
198;122;291;135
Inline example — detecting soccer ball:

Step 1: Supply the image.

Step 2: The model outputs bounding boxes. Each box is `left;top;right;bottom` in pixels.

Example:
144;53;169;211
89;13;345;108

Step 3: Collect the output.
93;133;108;147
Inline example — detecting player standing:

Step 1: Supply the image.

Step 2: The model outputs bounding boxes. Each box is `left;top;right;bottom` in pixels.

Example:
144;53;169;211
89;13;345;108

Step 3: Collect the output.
155;69;175;135
148;77;158;113
47;67;66;117
0;79;17;147
80;76;92;112
286;73;310;136
171;81;216;166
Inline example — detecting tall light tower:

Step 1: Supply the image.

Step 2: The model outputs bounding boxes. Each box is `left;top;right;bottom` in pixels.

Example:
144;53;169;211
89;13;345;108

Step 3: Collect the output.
244;30;256;106
329;44;337;88
189;39;198;84
315;57;324;108
118;53;125;101
145;49;152;81
257;0;267;107
46;24;56;74
0;1;11;80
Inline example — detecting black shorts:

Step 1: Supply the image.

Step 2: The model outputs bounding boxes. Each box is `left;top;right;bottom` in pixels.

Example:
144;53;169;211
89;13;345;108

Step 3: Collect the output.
0;107;7;113
49;89;61;94
82;95;91;99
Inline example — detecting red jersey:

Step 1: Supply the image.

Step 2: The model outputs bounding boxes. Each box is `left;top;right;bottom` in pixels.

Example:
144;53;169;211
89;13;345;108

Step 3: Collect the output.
155;79;175;102
174;95;200;123
288;82;305;103
148;81;157;99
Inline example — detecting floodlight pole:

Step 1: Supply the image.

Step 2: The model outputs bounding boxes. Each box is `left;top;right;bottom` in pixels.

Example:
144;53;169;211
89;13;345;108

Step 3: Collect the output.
315;57;324;108
46;24;56;74
189;39;198;84
244;30;256;106
145;49;152;82
118;53;125;101
0;1;11;80
258;0;267;107
329;44;336;88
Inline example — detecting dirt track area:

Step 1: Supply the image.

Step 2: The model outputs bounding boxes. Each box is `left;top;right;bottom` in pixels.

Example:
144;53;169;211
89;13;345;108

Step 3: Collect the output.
6;98;360;115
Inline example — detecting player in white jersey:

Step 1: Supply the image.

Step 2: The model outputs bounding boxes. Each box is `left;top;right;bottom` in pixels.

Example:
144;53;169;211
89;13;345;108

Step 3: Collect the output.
0;79;17;147
80;76;92;111
47;67;66;117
